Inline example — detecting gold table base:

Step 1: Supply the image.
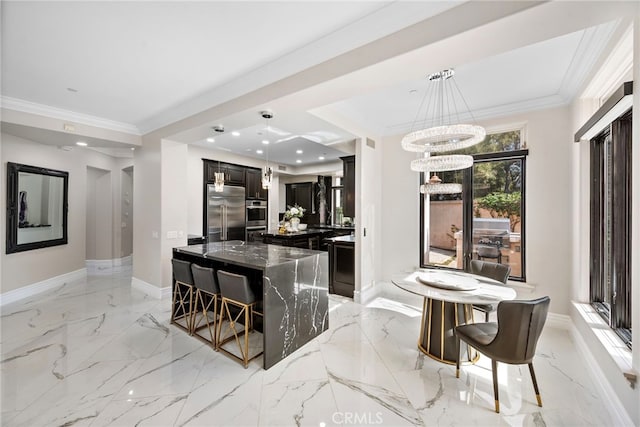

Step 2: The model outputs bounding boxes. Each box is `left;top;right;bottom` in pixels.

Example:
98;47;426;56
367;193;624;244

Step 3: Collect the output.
417;297;479;365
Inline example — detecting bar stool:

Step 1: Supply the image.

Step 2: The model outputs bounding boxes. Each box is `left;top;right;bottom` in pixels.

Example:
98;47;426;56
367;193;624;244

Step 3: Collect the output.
190;264;220;347
170;259;194;333
216;270;263;368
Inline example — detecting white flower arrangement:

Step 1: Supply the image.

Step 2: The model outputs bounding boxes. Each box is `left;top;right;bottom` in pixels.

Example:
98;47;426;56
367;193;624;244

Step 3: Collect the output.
284;204;305;219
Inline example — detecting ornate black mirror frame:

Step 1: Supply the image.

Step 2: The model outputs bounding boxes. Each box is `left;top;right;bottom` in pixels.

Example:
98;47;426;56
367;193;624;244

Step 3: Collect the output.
6;162;69;254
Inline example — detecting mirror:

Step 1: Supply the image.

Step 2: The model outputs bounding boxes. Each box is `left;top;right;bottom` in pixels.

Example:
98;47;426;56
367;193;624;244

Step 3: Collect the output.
6;162;68;254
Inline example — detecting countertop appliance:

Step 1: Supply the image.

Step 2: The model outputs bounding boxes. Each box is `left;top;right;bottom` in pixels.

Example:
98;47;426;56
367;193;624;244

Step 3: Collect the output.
206;185;246;242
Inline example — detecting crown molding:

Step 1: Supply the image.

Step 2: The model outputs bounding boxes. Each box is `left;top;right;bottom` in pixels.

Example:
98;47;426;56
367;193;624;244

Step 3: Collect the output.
0;96;142;135
580;23;633;102
558;20;619;102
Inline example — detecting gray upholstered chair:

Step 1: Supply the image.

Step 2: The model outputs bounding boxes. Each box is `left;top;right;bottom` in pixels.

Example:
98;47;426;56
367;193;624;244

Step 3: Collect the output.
170;259;194;333
190;264;220;347
455;296;550;413
470;260;511;322
216;270;263;368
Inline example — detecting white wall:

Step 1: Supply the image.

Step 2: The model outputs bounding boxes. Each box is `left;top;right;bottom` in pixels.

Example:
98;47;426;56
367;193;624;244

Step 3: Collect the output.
355;137;382;301
1;133;128;293
85;166;113;260
380;106;574;316
133;136;162;287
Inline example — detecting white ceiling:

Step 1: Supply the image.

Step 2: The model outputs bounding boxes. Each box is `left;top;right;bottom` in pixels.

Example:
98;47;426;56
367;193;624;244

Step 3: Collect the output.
0;1;630;166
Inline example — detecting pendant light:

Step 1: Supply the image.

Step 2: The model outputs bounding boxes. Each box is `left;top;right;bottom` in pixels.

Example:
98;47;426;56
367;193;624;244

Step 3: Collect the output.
402;69;484;194
213;160;225;192
261;110;274;190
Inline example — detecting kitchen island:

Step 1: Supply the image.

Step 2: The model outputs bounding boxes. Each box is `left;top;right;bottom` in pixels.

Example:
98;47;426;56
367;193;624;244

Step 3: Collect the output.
173;241;328;369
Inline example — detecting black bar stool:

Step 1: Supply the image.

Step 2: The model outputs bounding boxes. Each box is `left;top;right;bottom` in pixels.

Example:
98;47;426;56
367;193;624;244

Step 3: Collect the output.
190;264;220;347
170;259;194;333
216;270;263;368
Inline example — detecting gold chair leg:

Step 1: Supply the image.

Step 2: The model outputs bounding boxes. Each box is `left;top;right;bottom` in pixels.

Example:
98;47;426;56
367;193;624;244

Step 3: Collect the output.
529;362;542;407
491;359;500;413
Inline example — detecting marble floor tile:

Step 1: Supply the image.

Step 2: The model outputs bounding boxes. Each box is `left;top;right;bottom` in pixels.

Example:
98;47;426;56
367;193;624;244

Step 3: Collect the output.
0;272;623;426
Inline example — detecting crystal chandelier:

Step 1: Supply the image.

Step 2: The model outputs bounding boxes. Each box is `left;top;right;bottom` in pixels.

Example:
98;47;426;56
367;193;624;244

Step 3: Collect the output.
213;162;224;192
402;69;484;194
260;111;273;190
420;173;462;195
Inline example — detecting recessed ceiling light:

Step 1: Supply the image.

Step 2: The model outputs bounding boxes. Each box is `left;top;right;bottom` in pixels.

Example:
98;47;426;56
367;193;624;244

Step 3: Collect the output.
76;141;87;146
256;149;263;154
296;149;303;154
206;137;215;143
231;131;240;136
318;156;325;160
296;159;302;164
262;140;269;145
131;147;135;151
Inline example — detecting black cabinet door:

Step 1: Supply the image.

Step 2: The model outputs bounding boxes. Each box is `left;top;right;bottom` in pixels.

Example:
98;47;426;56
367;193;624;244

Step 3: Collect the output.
285;182;313;220
223;164;245;186
330;242;355;298
245;169;265;199
204;160;246;187
341;156;355;218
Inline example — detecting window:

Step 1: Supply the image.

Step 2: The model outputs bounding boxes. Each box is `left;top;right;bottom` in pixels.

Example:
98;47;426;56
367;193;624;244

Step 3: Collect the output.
420;129;527;281
589;110;632;349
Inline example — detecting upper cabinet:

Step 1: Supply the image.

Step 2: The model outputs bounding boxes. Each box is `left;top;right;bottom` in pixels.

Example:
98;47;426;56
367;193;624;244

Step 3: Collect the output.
285;182;313;220
341;155;355;218
246;168;268;200
204;160;246;187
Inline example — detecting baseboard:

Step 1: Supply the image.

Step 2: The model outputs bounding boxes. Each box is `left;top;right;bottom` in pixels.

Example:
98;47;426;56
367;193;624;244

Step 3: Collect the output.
0;268;87;306
354;281;380;305
131;276;170;300
545;312;571;330
569;319;634;426
86;256;132;275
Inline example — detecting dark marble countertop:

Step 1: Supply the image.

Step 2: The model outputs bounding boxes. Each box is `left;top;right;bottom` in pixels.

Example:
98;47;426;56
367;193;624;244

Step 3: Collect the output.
324;234;355;244
307;224;355;230
173;240;323;269
263;229;327;238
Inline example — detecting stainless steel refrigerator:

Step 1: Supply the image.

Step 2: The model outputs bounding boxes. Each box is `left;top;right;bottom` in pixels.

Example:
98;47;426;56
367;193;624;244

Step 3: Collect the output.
206;185;246;242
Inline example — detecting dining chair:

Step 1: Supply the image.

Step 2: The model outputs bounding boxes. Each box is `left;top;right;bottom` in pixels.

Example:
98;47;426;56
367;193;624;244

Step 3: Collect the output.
470;260;511;322
454;296;550;413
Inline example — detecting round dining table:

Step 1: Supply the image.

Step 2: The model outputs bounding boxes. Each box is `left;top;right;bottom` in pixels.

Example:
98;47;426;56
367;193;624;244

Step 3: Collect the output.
392;268;516;365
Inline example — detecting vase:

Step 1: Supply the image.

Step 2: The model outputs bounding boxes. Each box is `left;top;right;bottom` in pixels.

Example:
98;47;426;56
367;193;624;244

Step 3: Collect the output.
290;217;300;231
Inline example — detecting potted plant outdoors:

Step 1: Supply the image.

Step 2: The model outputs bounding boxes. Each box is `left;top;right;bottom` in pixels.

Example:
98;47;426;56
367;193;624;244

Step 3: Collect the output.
284;204;306;231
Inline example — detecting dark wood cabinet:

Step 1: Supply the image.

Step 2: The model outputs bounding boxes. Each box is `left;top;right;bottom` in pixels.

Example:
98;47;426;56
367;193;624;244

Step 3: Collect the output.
341;156;355;218
222;164;245;186
285;182;313;220
328;238;355;298
246;168;268;199
204;160;245;186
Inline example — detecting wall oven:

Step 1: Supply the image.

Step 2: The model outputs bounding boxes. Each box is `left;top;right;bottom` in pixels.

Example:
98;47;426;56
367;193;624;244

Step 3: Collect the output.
246;200;267;227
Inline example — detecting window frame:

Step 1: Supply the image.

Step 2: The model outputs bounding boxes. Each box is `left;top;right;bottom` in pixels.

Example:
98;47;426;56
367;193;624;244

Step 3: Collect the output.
589;109;632;348
419;130;528;281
